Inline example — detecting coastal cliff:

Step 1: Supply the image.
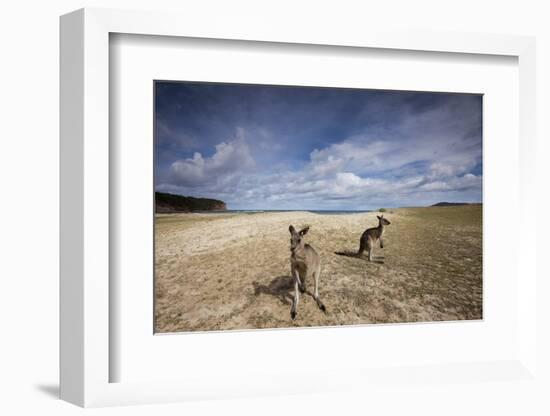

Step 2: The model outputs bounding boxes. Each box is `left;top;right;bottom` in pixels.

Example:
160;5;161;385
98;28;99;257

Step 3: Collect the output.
155;192;226;213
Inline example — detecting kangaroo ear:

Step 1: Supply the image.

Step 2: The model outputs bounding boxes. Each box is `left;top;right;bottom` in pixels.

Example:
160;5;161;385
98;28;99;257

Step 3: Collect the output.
289;225;296;234
299;226;310;236
377;215;381;220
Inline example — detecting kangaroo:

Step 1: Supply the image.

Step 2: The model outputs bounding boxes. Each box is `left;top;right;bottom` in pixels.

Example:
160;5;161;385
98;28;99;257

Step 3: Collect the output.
289;225;326;320
357;215;391;261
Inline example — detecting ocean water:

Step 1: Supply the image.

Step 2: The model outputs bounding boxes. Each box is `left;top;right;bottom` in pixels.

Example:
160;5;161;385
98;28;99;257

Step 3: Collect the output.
196;209;371;215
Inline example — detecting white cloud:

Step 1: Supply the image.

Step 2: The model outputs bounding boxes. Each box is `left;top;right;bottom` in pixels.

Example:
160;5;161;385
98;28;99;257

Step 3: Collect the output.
169;139;255;187
418;173;481;192
309;139;396;176
161;132;481;208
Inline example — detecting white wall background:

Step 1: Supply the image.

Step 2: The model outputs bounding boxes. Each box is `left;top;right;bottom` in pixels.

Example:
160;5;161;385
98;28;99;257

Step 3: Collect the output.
0;1;548;415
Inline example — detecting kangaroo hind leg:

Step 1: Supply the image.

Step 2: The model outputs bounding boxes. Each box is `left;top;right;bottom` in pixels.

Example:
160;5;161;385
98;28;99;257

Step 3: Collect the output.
313;265;326;312
290;267;301;320
367;240;373;262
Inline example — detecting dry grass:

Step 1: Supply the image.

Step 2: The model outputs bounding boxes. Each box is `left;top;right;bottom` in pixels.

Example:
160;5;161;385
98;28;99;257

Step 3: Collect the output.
154;205;482;332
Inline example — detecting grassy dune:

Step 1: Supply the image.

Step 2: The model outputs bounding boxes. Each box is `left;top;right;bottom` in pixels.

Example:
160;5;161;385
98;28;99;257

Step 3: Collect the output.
154;205;482;332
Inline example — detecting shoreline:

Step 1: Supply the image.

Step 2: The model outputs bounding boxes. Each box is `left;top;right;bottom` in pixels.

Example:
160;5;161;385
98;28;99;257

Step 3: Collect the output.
155;204;481;216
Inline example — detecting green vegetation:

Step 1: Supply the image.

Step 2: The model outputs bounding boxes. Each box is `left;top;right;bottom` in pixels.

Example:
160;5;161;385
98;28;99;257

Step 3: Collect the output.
378;208;387;212
431;202;473;207
155;192;226;213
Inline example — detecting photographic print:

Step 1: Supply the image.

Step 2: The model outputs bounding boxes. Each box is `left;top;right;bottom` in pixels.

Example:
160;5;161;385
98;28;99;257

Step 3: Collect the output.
154;81;482;333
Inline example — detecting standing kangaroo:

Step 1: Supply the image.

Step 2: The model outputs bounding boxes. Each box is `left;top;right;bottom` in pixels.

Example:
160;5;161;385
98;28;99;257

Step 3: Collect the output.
288;225;326;320
357;215;391;261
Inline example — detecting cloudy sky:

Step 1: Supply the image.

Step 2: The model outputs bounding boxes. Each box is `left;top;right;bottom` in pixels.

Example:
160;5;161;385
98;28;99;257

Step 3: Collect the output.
155;82;482;210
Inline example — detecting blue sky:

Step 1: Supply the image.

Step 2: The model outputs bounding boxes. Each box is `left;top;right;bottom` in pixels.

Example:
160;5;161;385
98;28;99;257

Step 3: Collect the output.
155;81;482;210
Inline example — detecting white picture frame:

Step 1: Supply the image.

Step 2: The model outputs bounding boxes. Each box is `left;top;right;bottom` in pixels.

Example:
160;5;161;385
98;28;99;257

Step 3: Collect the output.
60;7;537;408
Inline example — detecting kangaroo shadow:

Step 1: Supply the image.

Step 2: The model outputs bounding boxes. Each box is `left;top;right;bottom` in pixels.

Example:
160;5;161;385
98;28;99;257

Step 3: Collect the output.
253;275;295;306
334;250;385;264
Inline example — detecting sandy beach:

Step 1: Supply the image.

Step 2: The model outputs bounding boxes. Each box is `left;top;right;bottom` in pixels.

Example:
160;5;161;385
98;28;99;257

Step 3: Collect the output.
154;205;482;332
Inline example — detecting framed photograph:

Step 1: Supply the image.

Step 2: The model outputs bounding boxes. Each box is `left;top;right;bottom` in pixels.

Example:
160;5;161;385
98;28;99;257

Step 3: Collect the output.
60;8;537;408
153;80;483;333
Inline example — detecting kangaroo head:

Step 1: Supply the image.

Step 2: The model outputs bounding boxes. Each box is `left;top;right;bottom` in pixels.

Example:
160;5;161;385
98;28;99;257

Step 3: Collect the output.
377;215;391;226
289;225;310;252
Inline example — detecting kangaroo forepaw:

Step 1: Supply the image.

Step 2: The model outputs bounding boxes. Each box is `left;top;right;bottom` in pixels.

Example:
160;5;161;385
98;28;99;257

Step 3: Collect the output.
290;310;297;320
299;284;306;293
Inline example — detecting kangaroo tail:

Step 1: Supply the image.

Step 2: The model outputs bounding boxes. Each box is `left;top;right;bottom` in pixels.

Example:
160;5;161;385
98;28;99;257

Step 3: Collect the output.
357;239;365;255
